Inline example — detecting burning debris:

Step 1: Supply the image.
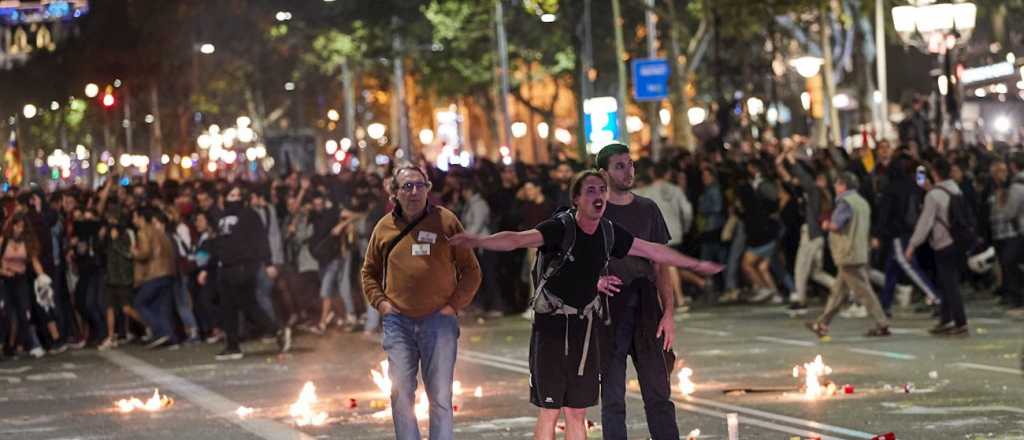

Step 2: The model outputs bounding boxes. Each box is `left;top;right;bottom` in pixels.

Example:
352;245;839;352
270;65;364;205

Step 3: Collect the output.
289;381;328;426
235;406;255;418
368;359;481;421
114;389;173;413
677;367;696;397
686;428;701;439
793;355;837;399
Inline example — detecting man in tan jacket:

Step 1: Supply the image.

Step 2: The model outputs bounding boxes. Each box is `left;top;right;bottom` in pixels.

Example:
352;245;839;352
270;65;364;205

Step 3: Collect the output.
362;165;481;440
807;172;890;338
131;206;177;349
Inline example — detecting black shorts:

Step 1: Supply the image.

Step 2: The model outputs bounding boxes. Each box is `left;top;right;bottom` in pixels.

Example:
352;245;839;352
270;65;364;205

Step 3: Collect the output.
529;312;602;409
105;285;133;310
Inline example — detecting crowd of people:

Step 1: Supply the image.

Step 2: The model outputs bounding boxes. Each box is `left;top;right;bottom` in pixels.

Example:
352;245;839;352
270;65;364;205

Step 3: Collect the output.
0;134;1022;365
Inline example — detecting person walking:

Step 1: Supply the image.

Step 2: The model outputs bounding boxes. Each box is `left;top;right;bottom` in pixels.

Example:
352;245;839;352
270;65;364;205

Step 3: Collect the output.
361;166;482;440
905;159;969;336
806;172;890;337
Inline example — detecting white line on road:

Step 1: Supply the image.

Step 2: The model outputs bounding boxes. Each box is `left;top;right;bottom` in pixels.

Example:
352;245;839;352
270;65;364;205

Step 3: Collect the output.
99;351;314;440
460;349;874;439
755;336;815;347
845;348;917;360
950;362;1022;376
889;328;926;335
683;327;733;337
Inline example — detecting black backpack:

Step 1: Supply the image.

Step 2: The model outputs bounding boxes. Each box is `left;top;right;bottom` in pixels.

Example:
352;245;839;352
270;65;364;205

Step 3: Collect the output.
935;186;981;257
531;209;615;297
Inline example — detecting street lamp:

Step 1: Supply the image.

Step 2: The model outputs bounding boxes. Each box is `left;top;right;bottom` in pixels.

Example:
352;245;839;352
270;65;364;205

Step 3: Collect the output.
892;1;976;135
790;57;823;79
791;55;827;147
199;43;215;55
22;104;37;119
84;83;99;98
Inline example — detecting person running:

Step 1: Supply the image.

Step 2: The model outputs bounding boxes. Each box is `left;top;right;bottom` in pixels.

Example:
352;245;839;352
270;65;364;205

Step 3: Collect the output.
449;169;721;440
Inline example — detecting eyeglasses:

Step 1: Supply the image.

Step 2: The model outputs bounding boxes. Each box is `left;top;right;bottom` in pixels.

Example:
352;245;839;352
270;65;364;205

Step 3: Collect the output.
398;181;430;193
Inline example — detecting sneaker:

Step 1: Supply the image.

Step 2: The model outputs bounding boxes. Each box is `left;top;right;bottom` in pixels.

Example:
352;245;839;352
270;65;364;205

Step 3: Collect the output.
319;311;336;329
804;321;829;338
748;289;774;303
865;326;892;337
277;327;292;353
145;335;169;350
205;332;224;345
788;302;808;311
48;343;68;355
29;347;45;358
718;289;741;304
183;335;201;345
97;338;117;351
770;294;785;305
895;285;913;308
940;325;969;336
120;333;137;344
68;339;87;350
215;348;244;361
928;322;954;335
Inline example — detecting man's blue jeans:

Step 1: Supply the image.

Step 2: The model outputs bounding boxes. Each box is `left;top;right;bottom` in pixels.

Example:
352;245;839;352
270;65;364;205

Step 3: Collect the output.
134;276;174;339
382;311;459;440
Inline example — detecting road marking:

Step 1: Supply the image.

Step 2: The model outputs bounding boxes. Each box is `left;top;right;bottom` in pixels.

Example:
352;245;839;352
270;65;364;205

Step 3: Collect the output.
972;318;1004;325
755;336;815;347
0;376;21;384
99;351;315;440
461;349;873;439
0;366;31;374
26;372;78;381
845;348;917;360
889;328;926;335
683;327;733;337
886;404;1024;415
950;362;1021;375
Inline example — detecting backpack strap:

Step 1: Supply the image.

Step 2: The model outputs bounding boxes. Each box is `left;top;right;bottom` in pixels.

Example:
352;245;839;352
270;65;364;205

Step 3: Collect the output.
532;210;577;299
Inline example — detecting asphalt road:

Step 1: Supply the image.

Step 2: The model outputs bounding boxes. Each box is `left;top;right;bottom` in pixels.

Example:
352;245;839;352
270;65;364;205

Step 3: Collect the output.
1;300;1021;439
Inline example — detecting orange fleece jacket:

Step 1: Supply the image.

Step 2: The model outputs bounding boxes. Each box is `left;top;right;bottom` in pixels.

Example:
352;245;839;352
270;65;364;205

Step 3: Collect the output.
361;205;481;318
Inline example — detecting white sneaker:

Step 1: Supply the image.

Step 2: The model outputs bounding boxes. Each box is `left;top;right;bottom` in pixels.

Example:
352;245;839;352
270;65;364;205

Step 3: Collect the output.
98;338;117;351
770;294;785;305
29;347;45;359
841;304;868;319
521;309;534;321
749;289;774;303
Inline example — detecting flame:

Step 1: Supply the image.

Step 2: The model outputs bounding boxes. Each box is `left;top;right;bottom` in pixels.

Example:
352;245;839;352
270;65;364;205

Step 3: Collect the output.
794;355;835;399
677;367;695;396
452;380;463;396
236;406;255;418
289;381;328;426
371;360;391;395
114;389;173;413
686;428;701;440
473;386;483;398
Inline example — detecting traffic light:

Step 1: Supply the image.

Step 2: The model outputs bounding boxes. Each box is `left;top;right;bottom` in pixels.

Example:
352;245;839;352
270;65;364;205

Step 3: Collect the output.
101;85;115;108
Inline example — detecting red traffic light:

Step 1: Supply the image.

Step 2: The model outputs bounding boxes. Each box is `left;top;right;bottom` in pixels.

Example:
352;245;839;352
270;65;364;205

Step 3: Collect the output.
102;93;115;107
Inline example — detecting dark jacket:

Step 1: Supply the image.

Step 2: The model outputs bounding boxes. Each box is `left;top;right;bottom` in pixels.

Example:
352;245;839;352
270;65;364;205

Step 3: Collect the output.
872;157;921;241
211;204;271;269
103;229;134;287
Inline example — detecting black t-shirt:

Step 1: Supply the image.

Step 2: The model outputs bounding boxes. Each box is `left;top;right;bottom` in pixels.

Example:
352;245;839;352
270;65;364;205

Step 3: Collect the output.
602;196;670;286
536;217;634;309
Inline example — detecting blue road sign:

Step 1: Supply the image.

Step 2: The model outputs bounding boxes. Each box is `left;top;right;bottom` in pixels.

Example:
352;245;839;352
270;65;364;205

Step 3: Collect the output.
632;58;670;101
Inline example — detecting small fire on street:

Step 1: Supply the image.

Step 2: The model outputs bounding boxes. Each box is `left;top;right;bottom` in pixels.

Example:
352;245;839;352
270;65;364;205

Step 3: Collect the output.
114;389;173;413
793;354;837;399
289;381;328;426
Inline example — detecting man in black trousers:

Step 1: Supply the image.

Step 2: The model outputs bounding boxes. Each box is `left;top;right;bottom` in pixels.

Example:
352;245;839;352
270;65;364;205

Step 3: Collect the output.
596;143;679;440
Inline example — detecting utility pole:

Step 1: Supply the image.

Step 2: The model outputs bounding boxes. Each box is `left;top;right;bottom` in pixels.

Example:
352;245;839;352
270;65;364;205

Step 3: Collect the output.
820;2;840;147
611;0;628;144
875;0;888;140
577;0;594;159
392;17;410;160
495;0;513;159
645;0;662;159
341;60;357;158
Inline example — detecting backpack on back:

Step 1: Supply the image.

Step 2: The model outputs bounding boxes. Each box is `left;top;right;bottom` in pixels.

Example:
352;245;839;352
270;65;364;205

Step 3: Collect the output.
935;186;981;258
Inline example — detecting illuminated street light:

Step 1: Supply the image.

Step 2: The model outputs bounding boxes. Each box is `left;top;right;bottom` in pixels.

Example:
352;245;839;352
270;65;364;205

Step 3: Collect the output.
687;107;706;125
510;122;528;138
418;128;434;145
84;83;99;98
993;115;1011;133
284;82;296;91
536;122;550;139
790;56;824;79
367;123;386;140
327;109;340;121
540;13;556;23
22;104;37;119
275;11;292;21
199;43;215;55
50;101;60;111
